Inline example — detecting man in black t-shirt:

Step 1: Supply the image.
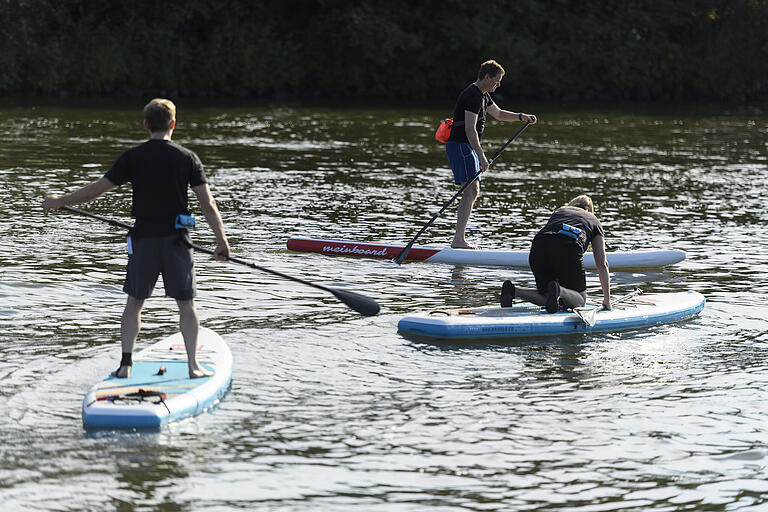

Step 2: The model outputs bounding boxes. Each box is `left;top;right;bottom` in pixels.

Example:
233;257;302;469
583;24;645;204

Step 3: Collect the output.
500;195;611;313
445;59;537;249
43;99;230;379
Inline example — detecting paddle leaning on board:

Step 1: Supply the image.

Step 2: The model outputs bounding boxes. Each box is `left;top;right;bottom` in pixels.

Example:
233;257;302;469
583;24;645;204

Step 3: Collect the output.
60;206;380;317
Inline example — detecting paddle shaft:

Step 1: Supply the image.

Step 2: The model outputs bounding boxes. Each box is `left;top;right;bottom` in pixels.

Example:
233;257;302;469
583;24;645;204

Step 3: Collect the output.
393;122;531;265
612;288;643;306
63;205;131;230
63;206;331;289
60;206;381;316
578;288;643;326
188;242;347;295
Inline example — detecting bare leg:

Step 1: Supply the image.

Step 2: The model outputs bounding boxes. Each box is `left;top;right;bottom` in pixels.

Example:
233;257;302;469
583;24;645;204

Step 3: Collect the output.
115;295;144;378
177;298;212;378
452;180;480;249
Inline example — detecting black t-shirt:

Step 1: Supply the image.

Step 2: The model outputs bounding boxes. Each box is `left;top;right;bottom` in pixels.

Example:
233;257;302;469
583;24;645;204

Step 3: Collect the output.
104;139;207;238
448;83;495;143
534;206;605;255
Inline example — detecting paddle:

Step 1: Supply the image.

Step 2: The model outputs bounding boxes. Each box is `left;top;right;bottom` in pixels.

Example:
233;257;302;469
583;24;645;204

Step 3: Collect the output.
59;205;381;316
574;288;643;327
393;122;531;265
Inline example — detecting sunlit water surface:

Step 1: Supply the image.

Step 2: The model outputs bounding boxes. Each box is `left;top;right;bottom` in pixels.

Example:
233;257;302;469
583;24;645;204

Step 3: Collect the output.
1;99;767;511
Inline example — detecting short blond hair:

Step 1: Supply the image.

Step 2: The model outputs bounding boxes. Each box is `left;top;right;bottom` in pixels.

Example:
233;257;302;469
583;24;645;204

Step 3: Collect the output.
144;98;176;132
568;195;595;214
478;59;505;80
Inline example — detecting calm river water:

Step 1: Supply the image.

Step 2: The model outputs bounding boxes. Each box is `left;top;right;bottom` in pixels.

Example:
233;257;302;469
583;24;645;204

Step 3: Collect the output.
1;99;767;511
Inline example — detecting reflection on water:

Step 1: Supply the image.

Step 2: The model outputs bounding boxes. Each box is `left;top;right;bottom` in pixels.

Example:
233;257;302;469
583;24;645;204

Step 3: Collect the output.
1;100;767;510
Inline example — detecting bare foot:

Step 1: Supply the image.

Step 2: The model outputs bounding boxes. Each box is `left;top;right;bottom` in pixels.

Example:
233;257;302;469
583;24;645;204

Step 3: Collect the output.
189;366;214;379
450;241;479;249
111;365;131;379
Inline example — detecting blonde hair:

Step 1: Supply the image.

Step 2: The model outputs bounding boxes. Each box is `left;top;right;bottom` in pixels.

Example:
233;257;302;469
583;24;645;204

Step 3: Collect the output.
143;98;176;132
477;60;505;80
568;195;595;214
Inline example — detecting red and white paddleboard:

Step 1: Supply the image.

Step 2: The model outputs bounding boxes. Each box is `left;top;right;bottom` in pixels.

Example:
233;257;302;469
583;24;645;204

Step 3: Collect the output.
286;237;686;270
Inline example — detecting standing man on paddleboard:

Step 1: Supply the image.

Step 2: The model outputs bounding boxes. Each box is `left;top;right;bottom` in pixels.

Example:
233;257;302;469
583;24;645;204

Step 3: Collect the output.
500;195;611;313
446;59;537;249
43;98;230;379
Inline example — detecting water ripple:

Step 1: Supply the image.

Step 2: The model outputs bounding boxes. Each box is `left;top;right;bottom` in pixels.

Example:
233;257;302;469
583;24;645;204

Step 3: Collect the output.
1;101;767;510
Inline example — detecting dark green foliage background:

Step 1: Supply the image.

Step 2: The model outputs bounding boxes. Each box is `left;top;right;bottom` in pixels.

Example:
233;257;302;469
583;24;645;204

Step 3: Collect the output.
1;0;766;101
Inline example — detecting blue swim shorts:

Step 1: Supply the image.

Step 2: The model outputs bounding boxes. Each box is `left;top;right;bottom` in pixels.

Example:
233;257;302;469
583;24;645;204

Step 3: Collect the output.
445;141;480;185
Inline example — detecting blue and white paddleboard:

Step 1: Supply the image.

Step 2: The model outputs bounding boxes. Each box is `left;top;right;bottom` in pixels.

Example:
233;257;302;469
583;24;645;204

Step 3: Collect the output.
82;327;232;428
398;291;705;340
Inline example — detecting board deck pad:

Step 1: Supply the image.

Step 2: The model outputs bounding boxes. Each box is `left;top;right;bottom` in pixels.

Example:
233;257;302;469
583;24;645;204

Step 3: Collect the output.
93;361;208;399
287;237;686;270
398;291;705;340
82;327;232;429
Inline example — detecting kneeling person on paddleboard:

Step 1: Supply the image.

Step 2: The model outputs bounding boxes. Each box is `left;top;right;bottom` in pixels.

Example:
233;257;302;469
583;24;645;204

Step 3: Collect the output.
43;98;230;379
500;195;611;313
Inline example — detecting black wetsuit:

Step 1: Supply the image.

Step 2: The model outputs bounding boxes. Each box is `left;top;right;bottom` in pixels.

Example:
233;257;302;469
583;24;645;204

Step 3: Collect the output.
529;206;605;293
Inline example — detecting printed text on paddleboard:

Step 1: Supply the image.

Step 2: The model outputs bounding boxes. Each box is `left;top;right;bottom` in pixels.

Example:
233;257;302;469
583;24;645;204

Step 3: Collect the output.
322;244;389;257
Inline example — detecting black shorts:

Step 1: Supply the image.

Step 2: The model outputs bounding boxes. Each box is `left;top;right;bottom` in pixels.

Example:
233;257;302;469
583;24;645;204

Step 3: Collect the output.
529;235;586;294
124;233;195;300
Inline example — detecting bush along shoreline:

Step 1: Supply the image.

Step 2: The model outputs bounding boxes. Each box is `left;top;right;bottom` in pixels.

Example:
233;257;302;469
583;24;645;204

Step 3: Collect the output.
2;1;766;102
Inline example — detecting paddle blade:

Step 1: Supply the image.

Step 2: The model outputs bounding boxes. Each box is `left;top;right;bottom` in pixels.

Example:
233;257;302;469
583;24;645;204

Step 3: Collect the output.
574;306;600;327
392;242;414;265
583;306;601;327
574;289;642;327
328;288;381;316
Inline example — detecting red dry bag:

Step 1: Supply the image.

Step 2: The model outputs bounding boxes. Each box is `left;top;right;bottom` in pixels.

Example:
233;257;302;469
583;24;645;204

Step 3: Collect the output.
435;118;453;143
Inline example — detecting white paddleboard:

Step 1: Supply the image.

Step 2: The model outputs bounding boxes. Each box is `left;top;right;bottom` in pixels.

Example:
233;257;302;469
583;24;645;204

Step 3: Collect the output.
398;291;705;340
82;327;232;428
287;237;686;270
